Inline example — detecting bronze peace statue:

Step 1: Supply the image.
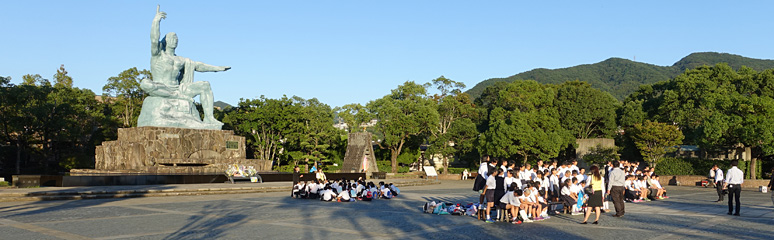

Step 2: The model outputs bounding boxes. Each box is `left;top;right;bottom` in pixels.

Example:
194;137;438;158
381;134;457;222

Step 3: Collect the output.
137;5;231;130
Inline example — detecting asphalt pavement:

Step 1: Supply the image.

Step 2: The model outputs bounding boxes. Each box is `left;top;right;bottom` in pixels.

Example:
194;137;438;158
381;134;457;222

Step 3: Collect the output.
0;180;772;239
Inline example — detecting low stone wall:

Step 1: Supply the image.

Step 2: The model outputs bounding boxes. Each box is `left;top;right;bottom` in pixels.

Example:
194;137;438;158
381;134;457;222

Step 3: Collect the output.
657;175;771;189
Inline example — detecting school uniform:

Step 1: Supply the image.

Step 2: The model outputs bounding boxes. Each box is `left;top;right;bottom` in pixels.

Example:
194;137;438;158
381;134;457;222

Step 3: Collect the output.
549;175;560;199
494;176;506;206
473;163;489;191
725;166;744;215
505;176;515;190
339;190;351;201
715;169;725;201
484;175;497;203
321;189;336;201
500;192;522;207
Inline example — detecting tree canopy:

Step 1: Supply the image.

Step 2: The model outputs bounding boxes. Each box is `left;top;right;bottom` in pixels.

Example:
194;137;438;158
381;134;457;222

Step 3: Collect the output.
476;80;572;164
367;81;438;173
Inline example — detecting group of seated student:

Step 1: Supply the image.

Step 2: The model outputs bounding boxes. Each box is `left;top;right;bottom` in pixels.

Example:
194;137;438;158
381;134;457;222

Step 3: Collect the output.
495;180;552;224
292;178;400;202
607;160;667;202
624;174;667;202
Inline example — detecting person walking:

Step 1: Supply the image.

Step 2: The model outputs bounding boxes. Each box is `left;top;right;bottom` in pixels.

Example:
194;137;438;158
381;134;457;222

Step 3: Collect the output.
581;166;605;224
723;160;744;216
607;161;626;217
713;164;724;202
767;168;774;206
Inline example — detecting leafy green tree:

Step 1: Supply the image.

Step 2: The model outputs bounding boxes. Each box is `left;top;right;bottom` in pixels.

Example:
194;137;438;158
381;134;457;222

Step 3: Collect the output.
103;68;151;127
618;99;646;128
629;120;684;168
286;97;342;170
477;80;571;164
335;103;371;133
580;144;619;165
0;75;10;85
223;96;299;165
1;71;104;173
22;74;49;86
0;82;45;173
555;81;619;139
426;76;477;173
53;64;73;88
367;81;439;173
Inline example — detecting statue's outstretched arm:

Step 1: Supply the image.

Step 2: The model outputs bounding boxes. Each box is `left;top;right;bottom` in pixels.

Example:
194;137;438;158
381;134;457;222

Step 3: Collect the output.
194;61;231;72
151;5;166;56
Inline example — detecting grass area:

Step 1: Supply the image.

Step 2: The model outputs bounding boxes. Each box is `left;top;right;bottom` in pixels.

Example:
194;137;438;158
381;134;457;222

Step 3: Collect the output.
0;181;10;187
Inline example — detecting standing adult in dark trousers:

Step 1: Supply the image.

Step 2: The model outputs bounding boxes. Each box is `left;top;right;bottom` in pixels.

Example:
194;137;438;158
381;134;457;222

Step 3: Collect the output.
292;166;302;185
767;167;774;206
713;164;724;202
607;161;626;217
723;160;744;216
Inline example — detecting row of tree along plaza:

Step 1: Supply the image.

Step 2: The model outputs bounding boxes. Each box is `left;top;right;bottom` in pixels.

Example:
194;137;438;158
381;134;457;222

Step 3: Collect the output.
1;62;773;185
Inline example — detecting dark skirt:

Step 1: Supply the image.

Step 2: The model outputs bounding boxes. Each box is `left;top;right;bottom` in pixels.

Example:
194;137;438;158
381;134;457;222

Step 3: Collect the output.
588;190;604;207
473;175;486;191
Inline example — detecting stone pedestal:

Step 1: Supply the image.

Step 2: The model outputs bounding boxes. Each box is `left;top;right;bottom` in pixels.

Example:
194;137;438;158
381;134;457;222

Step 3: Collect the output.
72;127;271;175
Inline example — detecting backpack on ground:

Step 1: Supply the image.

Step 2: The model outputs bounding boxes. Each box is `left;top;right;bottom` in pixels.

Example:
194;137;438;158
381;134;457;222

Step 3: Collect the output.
423;201;437;213
433;202;448;214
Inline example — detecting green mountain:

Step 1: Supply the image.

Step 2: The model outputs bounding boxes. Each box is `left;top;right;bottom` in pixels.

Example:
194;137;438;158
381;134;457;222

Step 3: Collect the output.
214;100;233;110
466;52;774;101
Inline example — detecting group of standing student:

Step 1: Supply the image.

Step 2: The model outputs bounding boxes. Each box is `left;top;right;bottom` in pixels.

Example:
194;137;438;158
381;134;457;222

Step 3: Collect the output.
292;178;400;202
474;156;595;224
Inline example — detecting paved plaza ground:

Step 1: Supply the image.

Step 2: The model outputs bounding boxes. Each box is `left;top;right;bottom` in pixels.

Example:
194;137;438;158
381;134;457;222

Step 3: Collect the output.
0;180;773;239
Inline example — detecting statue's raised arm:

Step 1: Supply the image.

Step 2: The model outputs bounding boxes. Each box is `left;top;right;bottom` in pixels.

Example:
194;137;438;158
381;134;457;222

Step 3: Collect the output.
150;5;166;56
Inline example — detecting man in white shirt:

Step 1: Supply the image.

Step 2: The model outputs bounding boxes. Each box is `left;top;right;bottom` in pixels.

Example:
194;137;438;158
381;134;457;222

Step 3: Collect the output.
713;164;724;202
724;160;744;216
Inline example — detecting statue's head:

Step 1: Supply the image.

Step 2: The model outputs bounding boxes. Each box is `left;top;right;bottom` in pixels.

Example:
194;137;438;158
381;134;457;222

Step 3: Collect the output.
160;32;178;50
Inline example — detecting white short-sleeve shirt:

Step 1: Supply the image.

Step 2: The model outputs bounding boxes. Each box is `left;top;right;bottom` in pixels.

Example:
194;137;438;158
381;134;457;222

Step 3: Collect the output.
486;175;496;189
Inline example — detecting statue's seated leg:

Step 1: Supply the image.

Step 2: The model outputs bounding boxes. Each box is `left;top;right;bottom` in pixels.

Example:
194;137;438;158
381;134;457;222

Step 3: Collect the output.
182;81;221;124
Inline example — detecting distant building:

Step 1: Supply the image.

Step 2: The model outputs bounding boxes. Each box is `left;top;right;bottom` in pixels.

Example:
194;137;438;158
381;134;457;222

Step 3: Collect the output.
672;143;752;160
332;119;378;131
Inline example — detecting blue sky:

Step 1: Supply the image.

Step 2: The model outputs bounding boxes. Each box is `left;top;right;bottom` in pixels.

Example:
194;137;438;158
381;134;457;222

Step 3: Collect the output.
2;1;773;108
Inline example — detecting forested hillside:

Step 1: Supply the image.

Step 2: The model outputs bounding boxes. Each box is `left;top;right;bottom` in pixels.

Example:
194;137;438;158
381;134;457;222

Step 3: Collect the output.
466;52;774;101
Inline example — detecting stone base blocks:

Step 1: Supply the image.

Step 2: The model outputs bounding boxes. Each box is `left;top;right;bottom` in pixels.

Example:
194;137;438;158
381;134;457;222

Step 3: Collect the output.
72;127;270;175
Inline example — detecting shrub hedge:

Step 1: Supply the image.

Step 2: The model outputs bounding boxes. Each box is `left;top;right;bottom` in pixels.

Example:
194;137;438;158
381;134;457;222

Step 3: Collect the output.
655;157;763;179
